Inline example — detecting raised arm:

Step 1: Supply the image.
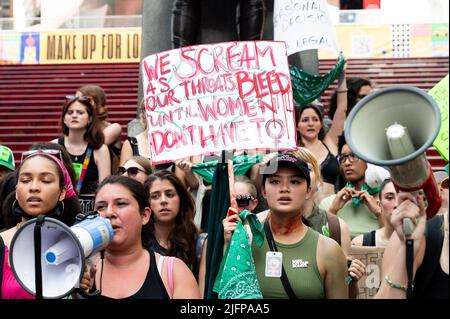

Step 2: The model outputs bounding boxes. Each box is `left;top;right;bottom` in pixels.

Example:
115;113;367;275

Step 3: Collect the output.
324;59;348;150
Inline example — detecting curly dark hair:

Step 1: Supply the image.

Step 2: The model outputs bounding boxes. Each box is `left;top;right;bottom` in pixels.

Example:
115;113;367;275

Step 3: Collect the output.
144;170;198;266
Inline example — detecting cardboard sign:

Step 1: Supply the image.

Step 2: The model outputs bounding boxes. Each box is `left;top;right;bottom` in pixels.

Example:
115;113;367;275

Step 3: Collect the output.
273;0;338;55
350;245;385;299
141;41;297;164
429;74;449;161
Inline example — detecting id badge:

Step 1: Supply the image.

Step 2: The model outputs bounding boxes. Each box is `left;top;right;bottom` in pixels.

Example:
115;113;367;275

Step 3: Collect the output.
265;251;283;277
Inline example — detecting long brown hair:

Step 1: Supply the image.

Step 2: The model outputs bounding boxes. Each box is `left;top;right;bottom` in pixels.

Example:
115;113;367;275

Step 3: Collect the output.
60;97;104;149
295;104;326;145
77;85;109;120
144;170;198;266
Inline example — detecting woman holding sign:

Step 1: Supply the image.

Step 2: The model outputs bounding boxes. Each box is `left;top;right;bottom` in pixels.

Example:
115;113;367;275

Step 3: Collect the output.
51;96;111;213
223;152;348;298
296;62;348;202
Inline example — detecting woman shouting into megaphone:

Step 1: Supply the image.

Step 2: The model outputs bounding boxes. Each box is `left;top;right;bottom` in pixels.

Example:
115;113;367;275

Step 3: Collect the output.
0;150;81;299
85;175;200;299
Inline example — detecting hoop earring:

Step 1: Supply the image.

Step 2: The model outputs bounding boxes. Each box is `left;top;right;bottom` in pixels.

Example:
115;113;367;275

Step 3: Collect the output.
12;199;23;218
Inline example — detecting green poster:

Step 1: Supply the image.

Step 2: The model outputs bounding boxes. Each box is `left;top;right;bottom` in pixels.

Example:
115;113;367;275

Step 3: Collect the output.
429;74;449;161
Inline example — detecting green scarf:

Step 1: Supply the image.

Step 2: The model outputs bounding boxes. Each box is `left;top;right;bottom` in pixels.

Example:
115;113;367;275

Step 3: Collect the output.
290;53;345;105
345;181;381;208
192;154;262;185
213;210;264;299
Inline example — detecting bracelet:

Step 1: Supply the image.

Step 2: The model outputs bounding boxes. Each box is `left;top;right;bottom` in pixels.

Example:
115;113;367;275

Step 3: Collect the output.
384;274;407;291
337;89;348;93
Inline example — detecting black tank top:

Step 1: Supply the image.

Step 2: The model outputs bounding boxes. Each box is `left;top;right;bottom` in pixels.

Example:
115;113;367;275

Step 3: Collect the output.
58;137;99;195
320;143;339;185
96;250;170;299
413;215;449;299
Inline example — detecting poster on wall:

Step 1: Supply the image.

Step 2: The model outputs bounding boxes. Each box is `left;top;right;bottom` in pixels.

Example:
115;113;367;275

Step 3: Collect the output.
21;32;40;64
0;32;22;64
40;28;141;64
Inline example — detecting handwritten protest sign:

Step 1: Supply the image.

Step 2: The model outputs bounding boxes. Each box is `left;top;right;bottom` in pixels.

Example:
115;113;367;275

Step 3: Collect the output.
350;245;385;299
273;0;338;56
141;41;296;164
428;74;449;162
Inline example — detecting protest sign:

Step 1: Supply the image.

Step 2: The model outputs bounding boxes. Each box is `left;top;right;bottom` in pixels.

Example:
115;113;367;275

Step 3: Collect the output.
428;74;449;161
350;245;385;299
141;41;296;164
273;0;338;56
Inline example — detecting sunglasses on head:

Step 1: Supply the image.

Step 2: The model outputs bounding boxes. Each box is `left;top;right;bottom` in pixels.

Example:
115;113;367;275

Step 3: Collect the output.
21;149;63;163
65;95;93;104
236;194;256;208
118;166;145;177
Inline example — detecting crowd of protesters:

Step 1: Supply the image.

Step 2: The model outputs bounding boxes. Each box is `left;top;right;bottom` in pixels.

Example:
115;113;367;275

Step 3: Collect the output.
0;68;448;301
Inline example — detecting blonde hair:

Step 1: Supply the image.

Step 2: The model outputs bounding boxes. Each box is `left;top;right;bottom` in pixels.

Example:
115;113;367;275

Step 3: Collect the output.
234;175;258;198
292;147;322;188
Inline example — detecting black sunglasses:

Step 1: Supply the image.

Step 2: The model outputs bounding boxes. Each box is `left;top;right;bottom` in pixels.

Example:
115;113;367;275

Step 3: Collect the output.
118;166;146;177
65;95;93;104
236;194;256;208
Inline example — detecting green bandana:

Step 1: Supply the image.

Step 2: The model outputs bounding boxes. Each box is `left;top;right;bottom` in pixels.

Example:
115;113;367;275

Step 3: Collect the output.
345;181;381;208
192;154;262;185
213;210;264;299
290;53;345;105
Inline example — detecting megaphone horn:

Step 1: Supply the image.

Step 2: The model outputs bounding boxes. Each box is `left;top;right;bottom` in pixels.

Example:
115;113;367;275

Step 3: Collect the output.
9;215;113;299
344;86;442;218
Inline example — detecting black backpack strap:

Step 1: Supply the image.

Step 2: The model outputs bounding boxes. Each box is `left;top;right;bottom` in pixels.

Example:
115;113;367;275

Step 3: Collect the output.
0;235;4;299
127;137;139;156
327;212;341;246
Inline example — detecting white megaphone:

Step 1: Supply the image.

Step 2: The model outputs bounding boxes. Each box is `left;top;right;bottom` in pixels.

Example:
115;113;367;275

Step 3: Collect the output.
344;86;442;219
9;215;113;298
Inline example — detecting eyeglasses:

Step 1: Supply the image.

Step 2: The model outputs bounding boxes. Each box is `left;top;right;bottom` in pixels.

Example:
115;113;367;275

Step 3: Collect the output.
236;194;256;208
118;166;146;177
21;149;63;163
337;153;359;164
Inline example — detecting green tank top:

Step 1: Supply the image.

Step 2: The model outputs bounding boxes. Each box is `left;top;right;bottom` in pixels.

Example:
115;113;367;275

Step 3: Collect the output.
252;227;325;299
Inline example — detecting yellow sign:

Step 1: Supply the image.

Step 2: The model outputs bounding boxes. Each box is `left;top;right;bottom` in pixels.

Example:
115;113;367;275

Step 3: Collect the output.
40;28;141;64
429;74;449;161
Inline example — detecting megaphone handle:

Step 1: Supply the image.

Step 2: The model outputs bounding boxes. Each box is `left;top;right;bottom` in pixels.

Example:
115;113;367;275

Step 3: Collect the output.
74;250;105;299
33;215;46;299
